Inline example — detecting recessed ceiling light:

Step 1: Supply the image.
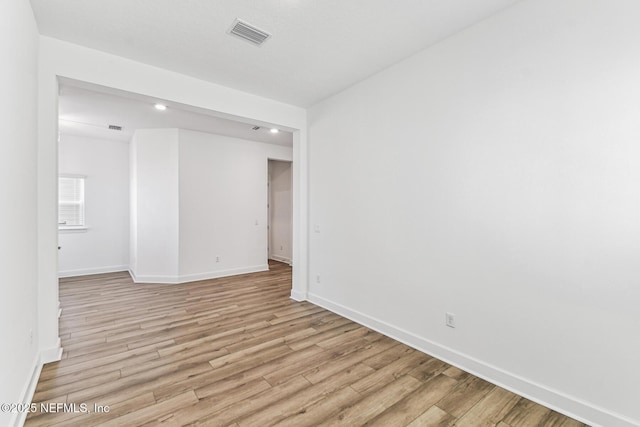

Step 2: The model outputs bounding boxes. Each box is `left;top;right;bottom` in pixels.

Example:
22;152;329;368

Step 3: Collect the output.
154;103;167;111
270;128;279;134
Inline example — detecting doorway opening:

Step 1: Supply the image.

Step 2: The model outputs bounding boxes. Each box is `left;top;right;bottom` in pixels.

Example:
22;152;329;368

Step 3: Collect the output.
267;159;293;267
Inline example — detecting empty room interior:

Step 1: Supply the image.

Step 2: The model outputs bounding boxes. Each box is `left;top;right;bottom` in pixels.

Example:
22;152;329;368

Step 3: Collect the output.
1;0;639;426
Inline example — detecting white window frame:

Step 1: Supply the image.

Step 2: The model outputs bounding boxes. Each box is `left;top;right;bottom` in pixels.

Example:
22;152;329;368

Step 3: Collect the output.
58;174;87;231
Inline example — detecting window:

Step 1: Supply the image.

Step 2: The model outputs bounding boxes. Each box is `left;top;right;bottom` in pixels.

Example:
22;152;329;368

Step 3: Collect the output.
58;175;85;229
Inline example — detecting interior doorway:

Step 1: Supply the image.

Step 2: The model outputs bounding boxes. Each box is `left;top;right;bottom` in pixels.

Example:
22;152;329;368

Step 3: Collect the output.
267;159;293;266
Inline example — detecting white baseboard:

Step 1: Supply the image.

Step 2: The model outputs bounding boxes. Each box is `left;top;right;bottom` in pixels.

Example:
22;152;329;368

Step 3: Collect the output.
128;268;139;283
40;338;63;364
290;289;306;301
269;255;292;265
130;264;269;284
11;354;42;427
307;293;638;427
179;265;269;283
11;340;63;426
128;271;178;284
58;265;128;278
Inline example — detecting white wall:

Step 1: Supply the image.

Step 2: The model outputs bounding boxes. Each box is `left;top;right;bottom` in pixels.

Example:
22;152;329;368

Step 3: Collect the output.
58;134;129;276
269;160;293;264
130;128;292;283
0;1;41;426
129;133;138;274
129;129;180;282
179;130;292;280
307;1;640;426
38;38;309;343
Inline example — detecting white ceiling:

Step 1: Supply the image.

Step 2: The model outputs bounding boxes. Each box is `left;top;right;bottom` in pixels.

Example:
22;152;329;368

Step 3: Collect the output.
31;0;522;107
58;81;293;146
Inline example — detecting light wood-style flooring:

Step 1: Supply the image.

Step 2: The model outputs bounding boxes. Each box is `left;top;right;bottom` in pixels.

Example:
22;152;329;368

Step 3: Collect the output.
25;261;588;426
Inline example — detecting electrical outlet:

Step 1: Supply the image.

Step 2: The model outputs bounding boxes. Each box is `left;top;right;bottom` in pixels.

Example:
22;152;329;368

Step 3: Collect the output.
216;256;220;263
446;312;456;328
29;329;33;344
316;274;321;284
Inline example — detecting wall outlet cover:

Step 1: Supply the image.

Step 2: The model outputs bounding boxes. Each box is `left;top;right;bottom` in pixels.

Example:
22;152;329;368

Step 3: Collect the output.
446;312;456;328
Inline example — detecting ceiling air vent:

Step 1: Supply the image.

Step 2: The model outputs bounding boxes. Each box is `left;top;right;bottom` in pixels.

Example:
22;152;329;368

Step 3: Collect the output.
228;19;271;46
252;126;261;130
108;125;123;131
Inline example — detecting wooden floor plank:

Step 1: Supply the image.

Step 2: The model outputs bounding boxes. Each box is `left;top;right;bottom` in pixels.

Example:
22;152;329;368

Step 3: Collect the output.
316;375;423;426
434;375;495;418
25;261;589;427
406;405;457;427
455;386;521;427
236;363;376;426
184;375;312;427
273;385;362;427
96;390;199;426
502;397;554;427
351;349;432;394
365;374;458;426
